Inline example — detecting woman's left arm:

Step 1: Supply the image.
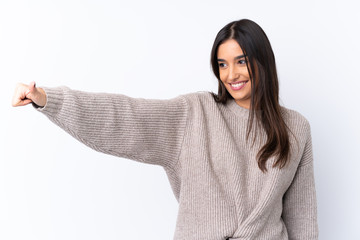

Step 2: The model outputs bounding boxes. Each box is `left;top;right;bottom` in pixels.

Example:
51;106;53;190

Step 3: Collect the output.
282;122;319;240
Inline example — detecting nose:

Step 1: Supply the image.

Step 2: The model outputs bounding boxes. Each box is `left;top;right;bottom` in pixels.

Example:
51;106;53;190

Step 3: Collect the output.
228;65;240;81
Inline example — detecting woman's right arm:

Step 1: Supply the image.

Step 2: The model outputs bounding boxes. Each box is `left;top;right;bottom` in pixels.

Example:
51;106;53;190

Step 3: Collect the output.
12;82;189;169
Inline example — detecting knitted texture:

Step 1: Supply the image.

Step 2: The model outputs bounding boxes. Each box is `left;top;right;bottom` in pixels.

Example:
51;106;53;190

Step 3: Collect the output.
36;86;318;240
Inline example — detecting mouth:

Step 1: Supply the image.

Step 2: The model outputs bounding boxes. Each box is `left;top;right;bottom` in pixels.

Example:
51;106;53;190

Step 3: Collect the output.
229;80;249;90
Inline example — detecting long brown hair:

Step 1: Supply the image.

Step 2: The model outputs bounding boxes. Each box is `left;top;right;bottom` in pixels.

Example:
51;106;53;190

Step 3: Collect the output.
210;19;294;172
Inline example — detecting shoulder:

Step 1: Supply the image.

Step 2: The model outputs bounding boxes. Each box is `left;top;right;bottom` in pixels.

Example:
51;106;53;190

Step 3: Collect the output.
280;105;312;137
180;90;214;99
177;91;227;117
179;91;216;105
280;105;310;124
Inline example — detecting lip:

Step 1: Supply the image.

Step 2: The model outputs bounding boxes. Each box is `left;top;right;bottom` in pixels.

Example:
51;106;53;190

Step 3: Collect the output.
229;80;248;85
229;80;248;91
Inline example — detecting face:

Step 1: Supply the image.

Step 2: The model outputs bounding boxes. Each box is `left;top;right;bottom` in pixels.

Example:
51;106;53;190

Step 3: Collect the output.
217;39;253;109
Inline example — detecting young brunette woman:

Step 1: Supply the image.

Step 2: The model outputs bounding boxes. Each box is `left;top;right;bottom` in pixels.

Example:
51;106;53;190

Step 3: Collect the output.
12;19;318;240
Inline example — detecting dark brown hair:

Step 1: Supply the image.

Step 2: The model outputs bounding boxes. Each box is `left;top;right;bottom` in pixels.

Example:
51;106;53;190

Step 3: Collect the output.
210;19;294;172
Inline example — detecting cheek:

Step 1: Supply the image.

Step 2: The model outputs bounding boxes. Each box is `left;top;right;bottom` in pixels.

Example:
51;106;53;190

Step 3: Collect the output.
240;68;250;78
219;72;225;83
246;80;253;94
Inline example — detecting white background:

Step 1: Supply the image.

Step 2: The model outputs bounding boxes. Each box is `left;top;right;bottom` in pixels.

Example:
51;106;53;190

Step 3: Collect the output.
1;0;359;239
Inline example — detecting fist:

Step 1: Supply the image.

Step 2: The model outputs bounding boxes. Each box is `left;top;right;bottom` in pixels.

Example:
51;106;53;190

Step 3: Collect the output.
12;81;47;107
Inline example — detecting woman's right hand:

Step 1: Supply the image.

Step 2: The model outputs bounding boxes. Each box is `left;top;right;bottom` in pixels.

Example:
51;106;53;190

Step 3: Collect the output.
12;81;47;107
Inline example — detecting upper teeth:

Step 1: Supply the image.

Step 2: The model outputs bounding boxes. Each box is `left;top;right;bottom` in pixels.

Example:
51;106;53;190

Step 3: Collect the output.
231;82;246;87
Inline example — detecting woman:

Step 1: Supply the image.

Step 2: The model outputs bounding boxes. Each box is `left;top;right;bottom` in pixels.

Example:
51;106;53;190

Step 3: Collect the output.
12;19;319;240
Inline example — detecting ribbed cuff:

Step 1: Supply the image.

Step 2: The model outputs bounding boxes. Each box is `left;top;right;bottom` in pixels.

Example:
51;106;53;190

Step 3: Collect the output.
33;86;67;117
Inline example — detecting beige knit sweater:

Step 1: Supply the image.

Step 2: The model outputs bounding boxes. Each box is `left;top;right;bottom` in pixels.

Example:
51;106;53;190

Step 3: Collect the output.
36;86;318;240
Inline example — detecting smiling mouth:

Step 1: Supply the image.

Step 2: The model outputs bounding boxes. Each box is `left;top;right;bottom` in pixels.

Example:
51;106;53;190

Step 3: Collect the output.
229;80;249;87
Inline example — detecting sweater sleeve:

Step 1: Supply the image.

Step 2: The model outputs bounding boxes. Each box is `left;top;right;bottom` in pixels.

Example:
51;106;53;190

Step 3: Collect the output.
34;86;189;169
281;122;319;240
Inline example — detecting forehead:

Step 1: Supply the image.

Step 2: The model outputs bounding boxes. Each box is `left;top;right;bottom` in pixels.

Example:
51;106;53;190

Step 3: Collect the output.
217;39;244;58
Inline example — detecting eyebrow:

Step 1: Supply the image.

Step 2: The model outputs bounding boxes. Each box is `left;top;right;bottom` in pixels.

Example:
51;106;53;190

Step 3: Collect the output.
217;54;246;62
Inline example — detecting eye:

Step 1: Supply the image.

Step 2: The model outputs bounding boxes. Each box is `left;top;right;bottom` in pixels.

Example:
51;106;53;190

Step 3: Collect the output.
238;59;246;65
218;62;227;68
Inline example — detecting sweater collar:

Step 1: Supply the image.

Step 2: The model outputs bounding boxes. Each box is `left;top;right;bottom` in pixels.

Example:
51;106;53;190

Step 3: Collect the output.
226;98;250;118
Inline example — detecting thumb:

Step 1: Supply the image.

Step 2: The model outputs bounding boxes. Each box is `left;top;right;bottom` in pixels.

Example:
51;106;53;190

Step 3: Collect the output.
26;81;36;96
